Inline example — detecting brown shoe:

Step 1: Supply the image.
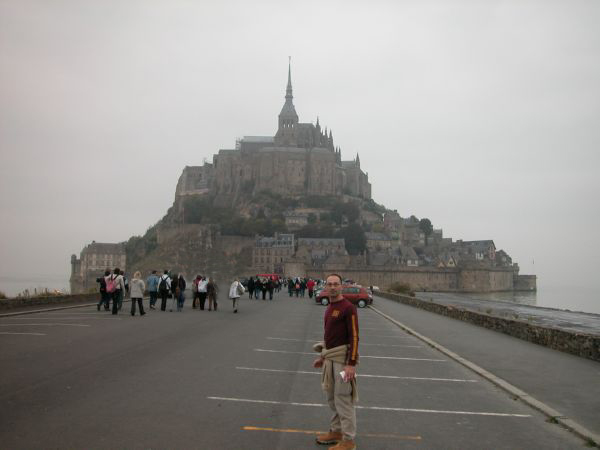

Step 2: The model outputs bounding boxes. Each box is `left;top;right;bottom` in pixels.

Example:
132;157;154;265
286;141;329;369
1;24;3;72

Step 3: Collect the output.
328;440;356;450
316;431;342;445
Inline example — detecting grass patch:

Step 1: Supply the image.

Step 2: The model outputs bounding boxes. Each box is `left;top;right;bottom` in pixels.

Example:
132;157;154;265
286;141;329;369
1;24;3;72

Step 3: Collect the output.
389;282;415;297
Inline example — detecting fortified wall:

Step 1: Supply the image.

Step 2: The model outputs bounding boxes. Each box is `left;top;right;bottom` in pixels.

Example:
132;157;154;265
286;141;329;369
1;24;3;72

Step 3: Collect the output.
304;266;520;292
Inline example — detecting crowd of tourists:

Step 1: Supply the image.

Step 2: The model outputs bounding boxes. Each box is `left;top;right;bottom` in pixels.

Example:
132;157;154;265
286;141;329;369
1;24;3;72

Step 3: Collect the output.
96;269;218;315
96;269;325;316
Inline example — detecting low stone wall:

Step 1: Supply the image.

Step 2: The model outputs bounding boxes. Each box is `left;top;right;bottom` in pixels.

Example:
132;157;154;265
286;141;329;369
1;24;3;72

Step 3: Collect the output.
0;293;99;311
377;291;600;363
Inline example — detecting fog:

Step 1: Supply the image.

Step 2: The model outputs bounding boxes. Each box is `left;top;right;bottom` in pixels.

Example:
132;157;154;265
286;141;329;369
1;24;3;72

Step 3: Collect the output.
1;1;599;304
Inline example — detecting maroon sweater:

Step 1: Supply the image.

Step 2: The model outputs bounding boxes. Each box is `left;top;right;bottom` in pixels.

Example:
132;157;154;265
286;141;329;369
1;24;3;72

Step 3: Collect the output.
324;298;359;366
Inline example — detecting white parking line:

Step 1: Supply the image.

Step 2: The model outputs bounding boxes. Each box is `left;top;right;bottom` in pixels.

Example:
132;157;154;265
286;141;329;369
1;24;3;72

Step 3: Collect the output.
309;333;415;340
207;396;531;417
253;348;445;362
0;323;91;327
266;337;421;348
236;367;477;382
0;332;47;336
5;317;121;321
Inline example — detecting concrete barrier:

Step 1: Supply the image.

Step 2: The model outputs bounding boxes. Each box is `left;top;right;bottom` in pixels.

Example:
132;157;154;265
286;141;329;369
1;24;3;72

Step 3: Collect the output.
0;293;100;311
377;291;600;363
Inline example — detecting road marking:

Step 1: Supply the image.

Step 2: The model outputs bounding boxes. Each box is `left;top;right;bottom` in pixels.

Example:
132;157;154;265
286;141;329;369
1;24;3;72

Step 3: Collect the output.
5;317;121;321
253;348;446;362
242;426;422;440
0;323;91;327
0;332;47;336
208;397;531;417
310;333;415;340
236;366;477;382
266;337;421;348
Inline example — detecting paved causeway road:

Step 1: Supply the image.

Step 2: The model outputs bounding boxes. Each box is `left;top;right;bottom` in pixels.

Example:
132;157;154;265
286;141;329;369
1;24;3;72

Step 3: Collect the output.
0;290;587;449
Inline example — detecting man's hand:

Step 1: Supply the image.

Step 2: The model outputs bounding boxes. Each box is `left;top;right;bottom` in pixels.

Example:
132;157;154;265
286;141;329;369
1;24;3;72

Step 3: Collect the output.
313;358;324;368
343;365;356;381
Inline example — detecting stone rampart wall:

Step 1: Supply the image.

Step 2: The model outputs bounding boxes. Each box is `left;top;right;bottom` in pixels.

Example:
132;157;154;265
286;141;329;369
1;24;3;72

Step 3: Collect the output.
377;291;600;363
305;266;517;292
459;269;514;292
515;274;537;291
306;267;458;290
0;293;99;311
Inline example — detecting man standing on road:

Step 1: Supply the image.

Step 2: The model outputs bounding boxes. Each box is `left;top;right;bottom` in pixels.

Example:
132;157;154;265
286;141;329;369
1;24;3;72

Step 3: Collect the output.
313;273;359;450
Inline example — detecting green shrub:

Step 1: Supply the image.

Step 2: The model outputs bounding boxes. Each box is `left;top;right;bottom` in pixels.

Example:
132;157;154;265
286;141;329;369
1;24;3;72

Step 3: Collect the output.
389;282;415;296
0;290;6;299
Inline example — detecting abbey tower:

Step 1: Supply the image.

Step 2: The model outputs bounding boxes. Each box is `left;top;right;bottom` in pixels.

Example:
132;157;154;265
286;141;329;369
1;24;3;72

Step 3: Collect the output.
175;63;371;202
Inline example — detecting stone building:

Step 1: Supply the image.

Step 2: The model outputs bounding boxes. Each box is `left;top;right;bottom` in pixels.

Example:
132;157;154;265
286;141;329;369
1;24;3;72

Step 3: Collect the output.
174;63;371;203
70;241;126;294
295;237;349;267
252;233;295;274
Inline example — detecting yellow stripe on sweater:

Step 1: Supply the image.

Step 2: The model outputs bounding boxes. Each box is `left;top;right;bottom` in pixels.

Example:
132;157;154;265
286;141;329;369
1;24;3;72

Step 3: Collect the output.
351;314;358;361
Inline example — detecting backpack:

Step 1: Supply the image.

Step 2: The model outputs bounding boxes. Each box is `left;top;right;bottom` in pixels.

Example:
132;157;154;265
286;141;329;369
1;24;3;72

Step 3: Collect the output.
159;276;168;292
236;282;245;296
106;275;117;294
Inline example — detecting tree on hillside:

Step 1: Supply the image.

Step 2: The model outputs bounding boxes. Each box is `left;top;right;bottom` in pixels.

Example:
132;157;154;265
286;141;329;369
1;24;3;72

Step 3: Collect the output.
336;223;366;255
419;218;433;246
331;202;360;225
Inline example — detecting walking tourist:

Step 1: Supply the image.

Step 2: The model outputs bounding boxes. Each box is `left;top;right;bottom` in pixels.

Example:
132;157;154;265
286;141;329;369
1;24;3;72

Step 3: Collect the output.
307;278;316;298
228;278;245;313
267;278;274;300
146;270;159;309
170;273;186;312
192;275;201;309
261;278;268;300
247;277;255;299
207;277;218;311
158;270;171;311
130;271;146;316
198;276;208;310
111;268;126;315
96;270;110;311
313;273;359;449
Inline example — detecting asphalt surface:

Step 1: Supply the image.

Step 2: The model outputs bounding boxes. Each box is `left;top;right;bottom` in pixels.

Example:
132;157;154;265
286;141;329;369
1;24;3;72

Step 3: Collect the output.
0;290;590;449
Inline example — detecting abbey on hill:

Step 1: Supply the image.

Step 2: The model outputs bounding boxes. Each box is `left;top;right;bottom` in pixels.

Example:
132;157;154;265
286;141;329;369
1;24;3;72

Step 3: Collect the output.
70;63;536;295
175;62;371;202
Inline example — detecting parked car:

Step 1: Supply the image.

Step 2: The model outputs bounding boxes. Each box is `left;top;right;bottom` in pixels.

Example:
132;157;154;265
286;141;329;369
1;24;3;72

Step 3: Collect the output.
316;285;373;308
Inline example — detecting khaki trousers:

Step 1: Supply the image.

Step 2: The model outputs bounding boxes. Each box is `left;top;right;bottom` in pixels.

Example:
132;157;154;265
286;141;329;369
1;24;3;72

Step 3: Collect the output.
325;360;356;440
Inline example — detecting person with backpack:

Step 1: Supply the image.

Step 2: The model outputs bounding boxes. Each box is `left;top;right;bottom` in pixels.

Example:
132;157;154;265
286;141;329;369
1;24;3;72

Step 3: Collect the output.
158;270;171;311
228;277;245;313
104;270;117;310
110;268;126;315
130;271;146;316
96;270;110;311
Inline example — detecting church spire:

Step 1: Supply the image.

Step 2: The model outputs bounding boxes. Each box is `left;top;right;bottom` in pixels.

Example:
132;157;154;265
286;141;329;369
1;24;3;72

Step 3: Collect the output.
286;57;293;100
275;57;299;144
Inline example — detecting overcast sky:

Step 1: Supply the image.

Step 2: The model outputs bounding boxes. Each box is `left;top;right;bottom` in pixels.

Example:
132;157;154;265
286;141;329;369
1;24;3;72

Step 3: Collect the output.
1;0;599;299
